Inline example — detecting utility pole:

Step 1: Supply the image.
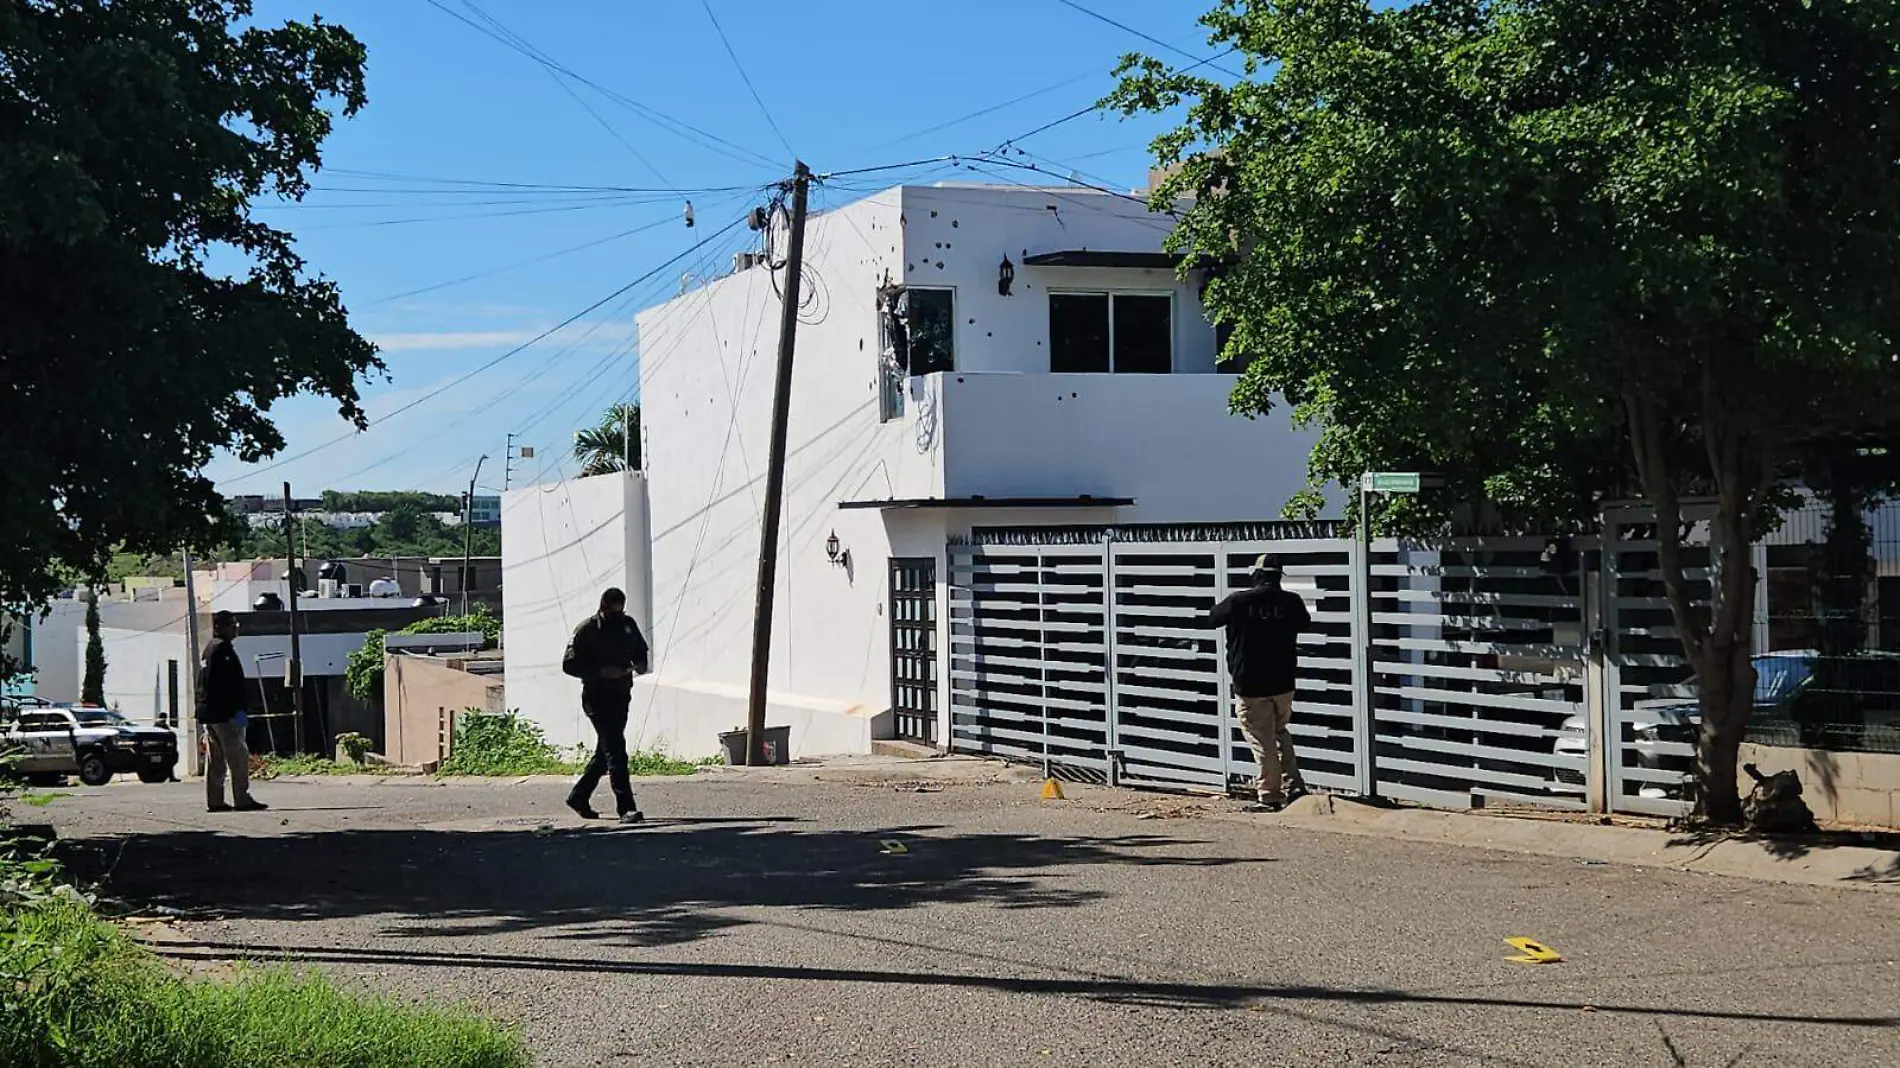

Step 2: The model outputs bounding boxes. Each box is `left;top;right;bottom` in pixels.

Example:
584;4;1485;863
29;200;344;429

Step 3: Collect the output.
463;455;488;618
743;162;812;767
181;549;202;777
504;432;516;491
281;482;303;755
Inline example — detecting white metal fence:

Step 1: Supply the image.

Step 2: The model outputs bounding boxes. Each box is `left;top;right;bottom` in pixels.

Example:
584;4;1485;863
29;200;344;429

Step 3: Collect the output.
945;514;1798;820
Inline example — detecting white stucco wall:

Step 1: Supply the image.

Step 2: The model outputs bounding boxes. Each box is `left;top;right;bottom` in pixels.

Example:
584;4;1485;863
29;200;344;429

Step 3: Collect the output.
500;472;638;750
894;183;1218;375
92;627;189;724
22;599;88;702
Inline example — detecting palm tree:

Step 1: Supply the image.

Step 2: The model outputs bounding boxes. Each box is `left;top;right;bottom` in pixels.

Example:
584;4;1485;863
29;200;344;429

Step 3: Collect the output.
573;403;640;475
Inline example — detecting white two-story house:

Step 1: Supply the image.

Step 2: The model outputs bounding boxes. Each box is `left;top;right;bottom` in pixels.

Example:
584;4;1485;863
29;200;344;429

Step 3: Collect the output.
503;181;1325;759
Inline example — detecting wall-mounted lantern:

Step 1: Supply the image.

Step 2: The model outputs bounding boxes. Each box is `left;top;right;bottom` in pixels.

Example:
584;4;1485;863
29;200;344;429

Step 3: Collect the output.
998;255;1015;296
825;530;851;570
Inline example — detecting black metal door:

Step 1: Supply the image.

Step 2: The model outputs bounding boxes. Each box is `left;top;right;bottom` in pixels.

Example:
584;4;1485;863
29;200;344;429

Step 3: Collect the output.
890;558;939;745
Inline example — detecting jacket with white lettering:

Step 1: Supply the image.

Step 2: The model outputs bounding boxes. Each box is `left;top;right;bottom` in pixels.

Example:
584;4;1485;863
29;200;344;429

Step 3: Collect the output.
1208;583;1310;698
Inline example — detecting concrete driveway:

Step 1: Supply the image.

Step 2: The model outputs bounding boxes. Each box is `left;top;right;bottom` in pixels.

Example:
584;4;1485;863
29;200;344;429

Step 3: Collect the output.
45;761;1900;1067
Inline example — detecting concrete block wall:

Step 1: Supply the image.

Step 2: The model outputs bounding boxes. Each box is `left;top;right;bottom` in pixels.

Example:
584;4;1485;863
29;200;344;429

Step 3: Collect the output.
1739;742;1900;828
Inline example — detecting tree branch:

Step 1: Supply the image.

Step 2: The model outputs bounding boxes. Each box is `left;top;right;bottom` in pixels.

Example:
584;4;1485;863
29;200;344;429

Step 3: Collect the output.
1627;390;1707;664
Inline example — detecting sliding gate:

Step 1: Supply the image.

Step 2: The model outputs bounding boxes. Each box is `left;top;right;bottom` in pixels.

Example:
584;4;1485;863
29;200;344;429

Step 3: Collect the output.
949;524;1593;811
948;524;1371;796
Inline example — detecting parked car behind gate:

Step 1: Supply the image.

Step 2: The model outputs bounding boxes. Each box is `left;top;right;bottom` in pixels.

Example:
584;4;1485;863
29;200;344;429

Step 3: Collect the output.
1555;650;1900;798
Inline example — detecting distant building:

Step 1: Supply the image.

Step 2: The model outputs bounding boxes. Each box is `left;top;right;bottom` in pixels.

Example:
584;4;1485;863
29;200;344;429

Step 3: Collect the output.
466;495;502;527
93;594;443;760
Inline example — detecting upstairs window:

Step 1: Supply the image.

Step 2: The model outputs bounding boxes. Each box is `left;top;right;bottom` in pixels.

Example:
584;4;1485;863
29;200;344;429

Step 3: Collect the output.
1049;292;1173;374
878;287;956;421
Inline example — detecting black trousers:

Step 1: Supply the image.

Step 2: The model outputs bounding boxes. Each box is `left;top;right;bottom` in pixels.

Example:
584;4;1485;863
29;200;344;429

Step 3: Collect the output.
571;690;636;813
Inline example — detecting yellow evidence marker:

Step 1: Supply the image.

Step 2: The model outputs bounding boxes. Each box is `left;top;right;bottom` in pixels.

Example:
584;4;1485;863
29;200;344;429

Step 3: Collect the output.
879;839;908;855
1041;777;1065;801
1504;937;1563;964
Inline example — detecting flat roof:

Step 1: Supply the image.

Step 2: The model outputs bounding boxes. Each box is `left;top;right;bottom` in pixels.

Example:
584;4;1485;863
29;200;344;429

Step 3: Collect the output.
837;496;1134;511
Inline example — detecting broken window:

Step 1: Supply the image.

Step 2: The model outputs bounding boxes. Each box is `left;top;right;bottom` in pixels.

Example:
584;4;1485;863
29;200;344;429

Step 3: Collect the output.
1049;292;1174;374
878;286;957;422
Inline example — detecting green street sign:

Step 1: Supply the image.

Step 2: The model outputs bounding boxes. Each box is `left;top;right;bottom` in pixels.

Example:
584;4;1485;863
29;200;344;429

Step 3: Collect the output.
1361;472;1425;494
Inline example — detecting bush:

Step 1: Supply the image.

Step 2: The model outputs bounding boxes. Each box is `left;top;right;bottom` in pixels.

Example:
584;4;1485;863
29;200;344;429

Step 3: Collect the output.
0;900;528;1068
438;712;713;778
438;712;579;777
345;607;501;704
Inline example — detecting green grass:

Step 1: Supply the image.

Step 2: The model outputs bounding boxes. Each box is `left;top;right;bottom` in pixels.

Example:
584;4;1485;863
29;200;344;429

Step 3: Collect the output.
0;900;528;1068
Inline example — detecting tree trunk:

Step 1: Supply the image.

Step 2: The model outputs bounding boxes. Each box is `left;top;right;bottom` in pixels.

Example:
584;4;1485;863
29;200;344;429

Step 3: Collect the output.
1691;631;1750;826
1624;391;1760;826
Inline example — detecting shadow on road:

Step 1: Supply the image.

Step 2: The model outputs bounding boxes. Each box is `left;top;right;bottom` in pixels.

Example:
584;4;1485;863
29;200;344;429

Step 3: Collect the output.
1666;824;1900;876
58;819;1255;949
145;939;1900;1029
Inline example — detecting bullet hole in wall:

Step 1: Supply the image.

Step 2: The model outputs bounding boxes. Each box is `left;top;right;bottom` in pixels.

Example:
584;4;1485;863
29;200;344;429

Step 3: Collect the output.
931;210;938;218
951;219;959;228
936;261;944;269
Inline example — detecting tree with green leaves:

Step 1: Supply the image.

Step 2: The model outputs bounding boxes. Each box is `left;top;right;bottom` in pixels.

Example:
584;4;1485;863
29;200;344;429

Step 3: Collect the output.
81;592;105;707
1113;0;1900;824
573;403;640;476
0;1;382;658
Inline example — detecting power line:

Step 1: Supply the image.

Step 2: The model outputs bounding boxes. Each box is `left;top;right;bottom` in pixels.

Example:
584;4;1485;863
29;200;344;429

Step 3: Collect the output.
292;197;664;230
320;168;761;195
222;215;753;487
420;0;782;174
363;211;697;305
701;1;795;159
456;0;675;187
1050;0;1242;78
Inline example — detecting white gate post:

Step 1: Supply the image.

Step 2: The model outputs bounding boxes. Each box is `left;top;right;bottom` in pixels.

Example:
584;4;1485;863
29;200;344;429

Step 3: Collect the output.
1101;531;1119;787
1350;531;1377;798
1583;549;1610;813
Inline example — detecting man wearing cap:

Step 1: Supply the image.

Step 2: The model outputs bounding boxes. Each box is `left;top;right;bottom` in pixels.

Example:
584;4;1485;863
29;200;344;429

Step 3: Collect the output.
1208;555;1311;811
562;587;650;824
198;610;267;813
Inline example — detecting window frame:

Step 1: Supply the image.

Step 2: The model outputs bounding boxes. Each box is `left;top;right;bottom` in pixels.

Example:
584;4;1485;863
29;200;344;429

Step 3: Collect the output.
878;285;959;423
1046;288;1177;374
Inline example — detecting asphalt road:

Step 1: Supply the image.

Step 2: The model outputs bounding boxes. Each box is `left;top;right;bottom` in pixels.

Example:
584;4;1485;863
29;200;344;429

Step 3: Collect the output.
44;764;1900;1068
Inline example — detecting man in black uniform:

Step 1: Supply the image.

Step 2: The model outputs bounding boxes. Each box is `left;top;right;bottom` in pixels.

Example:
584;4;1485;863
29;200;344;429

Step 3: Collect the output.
562;587;650;824
1208;555;1310;812
199;610;267;813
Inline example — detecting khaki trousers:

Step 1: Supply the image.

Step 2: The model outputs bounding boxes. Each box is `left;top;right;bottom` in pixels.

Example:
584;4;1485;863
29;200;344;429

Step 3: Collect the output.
1238;692;1303;803
204;721;254;807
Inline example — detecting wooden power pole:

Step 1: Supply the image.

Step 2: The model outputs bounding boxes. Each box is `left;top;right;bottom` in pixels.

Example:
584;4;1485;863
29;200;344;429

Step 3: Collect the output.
744;162;812;766
281;482;303;754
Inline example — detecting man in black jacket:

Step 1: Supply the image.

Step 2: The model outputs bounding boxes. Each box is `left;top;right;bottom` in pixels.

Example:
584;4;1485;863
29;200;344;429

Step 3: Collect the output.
198;611;266;813
1208;556;1310;812
562;587;650;824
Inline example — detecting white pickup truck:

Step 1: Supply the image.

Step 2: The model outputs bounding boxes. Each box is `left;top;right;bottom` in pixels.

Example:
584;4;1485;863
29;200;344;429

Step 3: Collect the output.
1;702;180;786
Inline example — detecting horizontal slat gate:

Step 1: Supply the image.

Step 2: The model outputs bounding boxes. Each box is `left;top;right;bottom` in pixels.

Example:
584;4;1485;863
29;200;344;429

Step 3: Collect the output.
1368;538;1588;811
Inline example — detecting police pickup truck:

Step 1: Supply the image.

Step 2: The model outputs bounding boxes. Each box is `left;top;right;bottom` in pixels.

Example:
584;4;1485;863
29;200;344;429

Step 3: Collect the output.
0;701;179;786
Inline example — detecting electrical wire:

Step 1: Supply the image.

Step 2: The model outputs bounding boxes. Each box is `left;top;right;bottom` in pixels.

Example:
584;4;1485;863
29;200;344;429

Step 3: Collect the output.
221;215;753;487
362;210;710;305
421;0;782;175
1050;0;1242;77
701;0;795;159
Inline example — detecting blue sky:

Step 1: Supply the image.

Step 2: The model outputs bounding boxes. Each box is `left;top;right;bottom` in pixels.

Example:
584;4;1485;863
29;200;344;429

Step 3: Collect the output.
209;0;1237;496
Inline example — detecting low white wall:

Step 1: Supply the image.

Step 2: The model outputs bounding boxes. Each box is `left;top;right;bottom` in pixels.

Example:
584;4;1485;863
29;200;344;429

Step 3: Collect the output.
501;472;635;750
940;372;1324;521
